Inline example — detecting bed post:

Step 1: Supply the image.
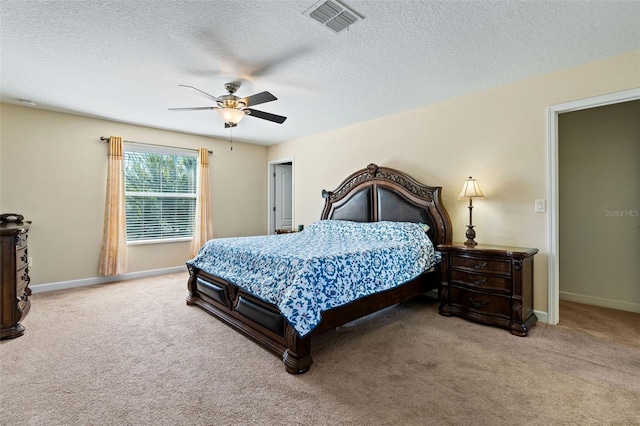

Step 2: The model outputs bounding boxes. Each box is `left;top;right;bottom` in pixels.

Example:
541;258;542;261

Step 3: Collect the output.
186;265;198;305
282;324;313;374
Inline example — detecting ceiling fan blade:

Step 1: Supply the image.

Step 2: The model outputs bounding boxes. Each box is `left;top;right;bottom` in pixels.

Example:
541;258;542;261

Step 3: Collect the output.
168;107;216;111
242;91;277;107
247;108;287;124
178;85;220;102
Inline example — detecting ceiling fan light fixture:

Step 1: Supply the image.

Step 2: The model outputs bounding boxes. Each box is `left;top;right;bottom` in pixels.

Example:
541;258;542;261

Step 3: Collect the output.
217;107;245;125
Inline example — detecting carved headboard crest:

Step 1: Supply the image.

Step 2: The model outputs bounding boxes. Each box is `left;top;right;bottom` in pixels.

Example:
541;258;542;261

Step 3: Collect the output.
322;163;434;203
320;164;453;246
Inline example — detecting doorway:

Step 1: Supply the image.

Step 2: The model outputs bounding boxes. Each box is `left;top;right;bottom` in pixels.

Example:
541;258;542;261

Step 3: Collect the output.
546;88;640;325
268;158;294;235
558;100;639;313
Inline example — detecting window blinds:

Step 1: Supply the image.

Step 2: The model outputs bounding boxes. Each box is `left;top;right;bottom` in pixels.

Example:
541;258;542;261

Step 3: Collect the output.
123;148;197;242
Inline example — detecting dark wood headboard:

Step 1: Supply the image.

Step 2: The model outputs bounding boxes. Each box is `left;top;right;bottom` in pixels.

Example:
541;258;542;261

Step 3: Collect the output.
320;163;452;247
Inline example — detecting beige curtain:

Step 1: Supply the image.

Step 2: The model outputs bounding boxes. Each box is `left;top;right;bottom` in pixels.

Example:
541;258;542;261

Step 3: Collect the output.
98;136;128;275
190;148;213;258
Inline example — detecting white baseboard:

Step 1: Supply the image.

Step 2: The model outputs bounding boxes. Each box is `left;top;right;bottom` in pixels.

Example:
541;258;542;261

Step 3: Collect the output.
30;266;188;294
559;291;640;314
534;310;548;323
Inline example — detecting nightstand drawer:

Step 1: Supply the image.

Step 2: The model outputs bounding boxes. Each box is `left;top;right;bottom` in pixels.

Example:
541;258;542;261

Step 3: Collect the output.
450;269;511;292
449;286;511;319
450;254;511;276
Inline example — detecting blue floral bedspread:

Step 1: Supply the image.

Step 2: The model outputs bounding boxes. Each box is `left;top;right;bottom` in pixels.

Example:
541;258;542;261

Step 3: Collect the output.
188;220;438;337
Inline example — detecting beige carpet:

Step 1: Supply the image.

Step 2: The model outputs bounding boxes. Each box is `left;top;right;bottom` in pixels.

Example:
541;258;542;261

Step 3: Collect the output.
1;272;639;425
558;300;640;350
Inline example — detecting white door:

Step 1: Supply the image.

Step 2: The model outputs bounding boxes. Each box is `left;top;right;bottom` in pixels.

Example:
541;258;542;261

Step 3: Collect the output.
274;164;293;230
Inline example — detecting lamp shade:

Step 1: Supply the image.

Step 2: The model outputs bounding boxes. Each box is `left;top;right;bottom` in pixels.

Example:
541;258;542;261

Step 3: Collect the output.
458;176;485;199
216;108;245;125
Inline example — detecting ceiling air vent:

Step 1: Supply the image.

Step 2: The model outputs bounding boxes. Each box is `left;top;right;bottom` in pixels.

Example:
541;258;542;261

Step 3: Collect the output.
303;0;364;34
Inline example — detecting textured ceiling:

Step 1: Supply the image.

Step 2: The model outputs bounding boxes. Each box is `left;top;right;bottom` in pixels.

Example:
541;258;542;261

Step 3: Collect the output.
1;1;639;146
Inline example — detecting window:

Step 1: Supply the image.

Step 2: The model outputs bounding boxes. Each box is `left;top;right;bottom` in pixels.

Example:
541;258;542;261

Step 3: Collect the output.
123;145;197;243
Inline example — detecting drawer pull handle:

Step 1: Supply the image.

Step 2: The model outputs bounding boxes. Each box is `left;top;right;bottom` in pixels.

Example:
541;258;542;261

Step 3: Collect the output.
469;297;488;308
468;276;487;286
468;261;487;270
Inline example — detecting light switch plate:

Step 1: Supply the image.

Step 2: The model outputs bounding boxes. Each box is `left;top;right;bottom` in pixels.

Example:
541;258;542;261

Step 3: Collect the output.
535;199;546;213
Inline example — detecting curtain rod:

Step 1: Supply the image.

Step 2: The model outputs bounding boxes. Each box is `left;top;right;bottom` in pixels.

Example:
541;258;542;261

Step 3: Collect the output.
99;137;212;154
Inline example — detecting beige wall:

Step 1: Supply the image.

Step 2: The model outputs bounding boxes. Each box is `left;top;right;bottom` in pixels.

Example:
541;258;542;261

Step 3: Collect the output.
559;100;640;310
267;50;640;315
1;50;638;309
0;104;268;285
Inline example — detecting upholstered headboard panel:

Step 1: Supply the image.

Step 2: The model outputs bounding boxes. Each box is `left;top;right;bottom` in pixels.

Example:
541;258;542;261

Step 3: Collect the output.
328;187;372;222
320;164;452;247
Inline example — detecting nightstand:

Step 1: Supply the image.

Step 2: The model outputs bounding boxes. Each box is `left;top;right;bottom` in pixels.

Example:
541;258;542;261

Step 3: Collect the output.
438;243;538;336
275;229;298;234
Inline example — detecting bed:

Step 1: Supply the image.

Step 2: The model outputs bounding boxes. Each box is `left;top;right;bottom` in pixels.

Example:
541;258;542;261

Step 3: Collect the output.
186;163;453;373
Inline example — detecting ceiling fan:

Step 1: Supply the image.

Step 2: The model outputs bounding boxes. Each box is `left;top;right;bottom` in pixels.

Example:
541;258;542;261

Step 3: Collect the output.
169;82;287;128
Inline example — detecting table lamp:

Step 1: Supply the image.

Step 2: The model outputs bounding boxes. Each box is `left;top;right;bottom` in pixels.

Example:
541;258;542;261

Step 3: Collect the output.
458;176;484;246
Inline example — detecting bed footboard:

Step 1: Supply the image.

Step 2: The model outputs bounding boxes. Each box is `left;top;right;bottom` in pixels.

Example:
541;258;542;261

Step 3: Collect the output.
186;265;313;374
187;264;440;374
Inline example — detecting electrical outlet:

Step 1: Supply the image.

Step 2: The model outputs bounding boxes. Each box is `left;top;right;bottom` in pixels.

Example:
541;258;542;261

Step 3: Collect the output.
535;199;546;213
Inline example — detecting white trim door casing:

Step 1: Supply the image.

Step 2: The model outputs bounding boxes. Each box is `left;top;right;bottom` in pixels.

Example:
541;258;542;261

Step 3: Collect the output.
267;158;295;235
274;163;293;230
546;87;640;325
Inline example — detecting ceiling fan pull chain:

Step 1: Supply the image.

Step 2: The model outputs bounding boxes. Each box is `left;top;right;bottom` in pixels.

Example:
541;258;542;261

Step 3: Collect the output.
229;127;233;151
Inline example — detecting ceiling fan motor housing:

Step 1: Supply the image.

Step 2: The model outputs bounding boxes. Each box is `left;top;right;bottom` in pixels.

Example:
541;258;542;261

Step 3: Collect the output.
217;96;246;109
224;83;240;94
218;84;246;109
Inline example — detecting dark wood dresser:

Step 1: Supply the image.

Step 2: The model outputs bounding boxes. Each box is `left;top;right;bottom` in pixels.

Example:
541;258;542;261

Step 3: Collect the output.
1;221;32;340
438;243;538;336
